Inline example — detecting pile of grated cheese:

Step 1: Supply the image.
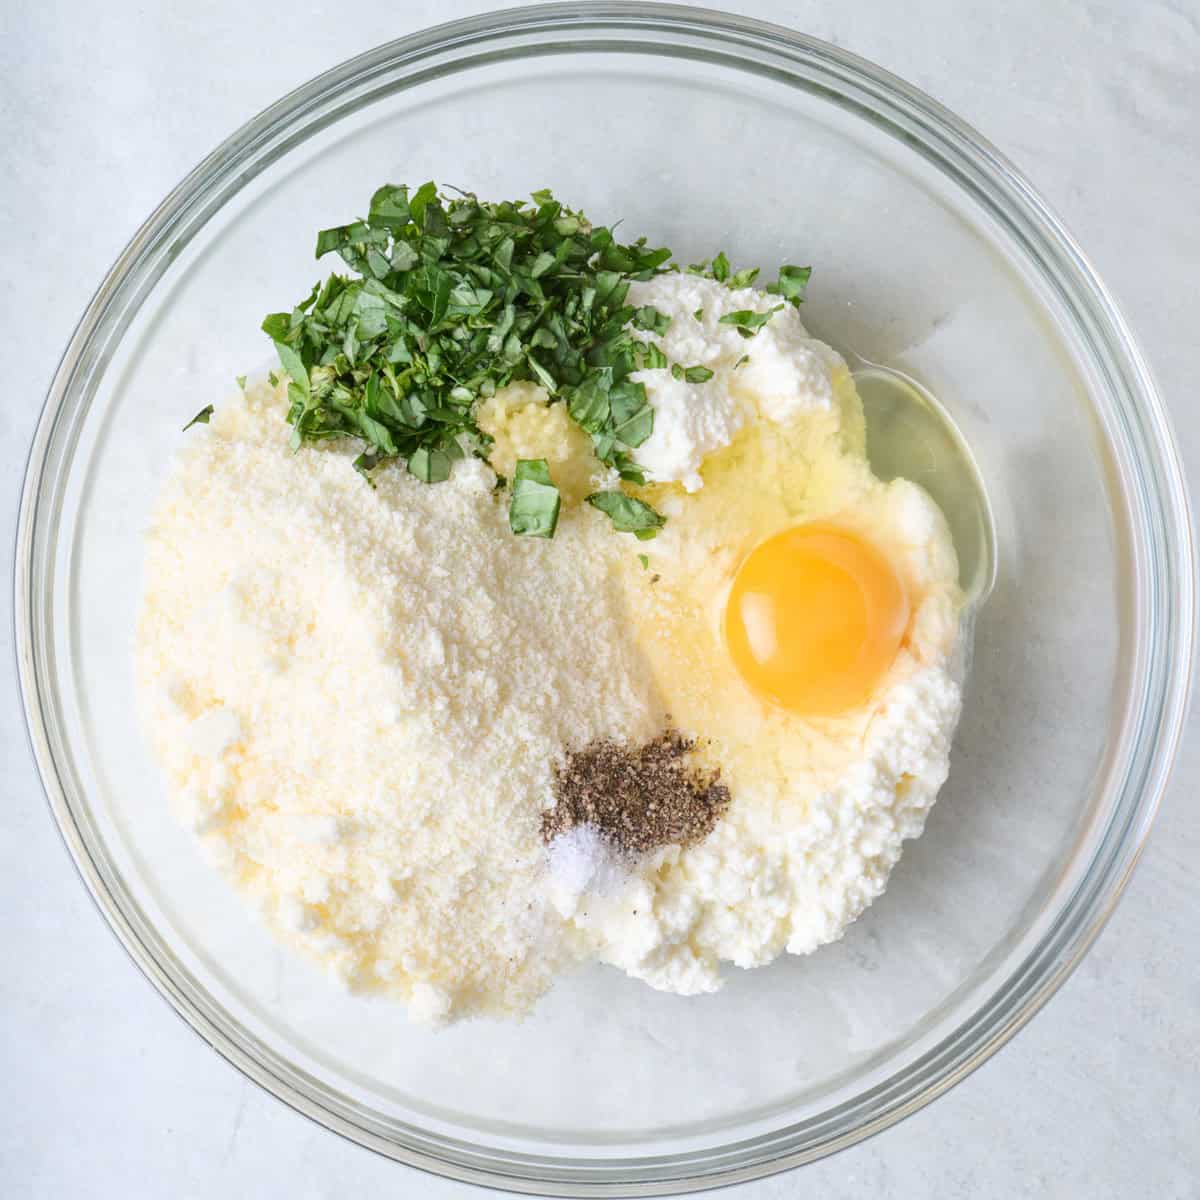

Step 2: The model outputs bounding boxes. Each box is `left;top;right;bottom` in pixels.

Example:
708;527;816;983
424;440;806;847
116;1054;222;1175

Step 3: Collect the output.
136;379;664;1022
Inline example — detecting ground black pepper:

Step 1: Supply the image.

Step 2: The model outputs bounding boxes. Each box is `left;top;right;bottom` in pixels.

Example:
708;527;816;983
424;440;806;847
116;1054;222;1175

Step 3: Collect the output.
542;731;731;854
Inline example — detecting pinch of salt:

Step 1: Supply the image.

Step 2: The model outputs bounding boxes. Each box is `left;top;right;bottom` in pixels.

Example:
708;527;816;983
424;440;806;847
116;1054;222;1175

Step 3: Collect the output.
546;825;628;899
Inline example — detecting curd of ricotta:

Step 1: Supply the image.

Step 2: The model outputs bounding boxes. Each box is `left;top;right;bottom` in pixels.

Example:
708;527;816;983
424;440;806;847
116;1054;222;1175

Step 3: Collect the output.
626;274;843;489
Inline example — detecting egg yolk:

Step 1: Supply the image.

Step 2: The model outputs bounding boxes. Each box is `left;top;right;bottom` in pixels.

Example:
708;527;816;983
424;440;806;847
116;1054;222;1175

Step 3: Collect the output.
724;523;910;716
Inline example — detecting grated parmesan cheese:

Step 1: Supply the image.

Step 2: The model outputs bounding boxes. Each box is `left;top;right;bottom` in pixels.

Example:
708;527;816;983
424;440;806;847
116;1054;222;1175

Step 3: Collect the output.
137;379;663;1021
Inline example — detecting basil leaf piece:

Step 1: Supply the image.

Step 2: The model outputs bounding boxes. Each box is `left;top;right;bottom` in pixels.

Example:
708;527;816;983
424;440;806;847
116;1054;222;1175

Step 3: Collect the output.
568;369;612;433
633;305;671;335
585;490;666;537
638;342;668;371
767;264;812;306
526;353;557;393
670;363;714;383
368;184;412;231
408;446;452;483
509;458;561;538
613;451;647;486
609;380;654;448
407;181;438;226
272;340;310;402
182;405;214;431
353;451;379;485
261;311;290;341
411;265;451;324
718;305;783;335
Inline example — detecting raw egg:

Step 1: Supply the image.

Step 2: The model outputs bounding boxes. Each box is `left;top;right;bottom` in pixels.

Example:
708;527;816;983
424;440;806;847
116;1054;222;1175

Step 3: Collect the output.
724;523;909;715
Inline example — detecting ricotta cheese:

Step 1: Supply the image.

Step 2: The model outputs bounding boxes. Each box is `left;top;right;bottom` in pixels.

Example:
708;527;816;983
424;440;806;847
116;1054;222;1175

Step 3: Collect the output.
625;273;844;488
562;658;962;994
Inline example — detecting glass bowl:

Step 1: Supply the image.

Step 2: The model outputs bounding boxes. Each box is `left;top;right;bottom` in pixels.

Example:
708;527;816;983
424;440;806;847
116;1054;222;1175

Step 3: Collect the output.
15;3;1194;1194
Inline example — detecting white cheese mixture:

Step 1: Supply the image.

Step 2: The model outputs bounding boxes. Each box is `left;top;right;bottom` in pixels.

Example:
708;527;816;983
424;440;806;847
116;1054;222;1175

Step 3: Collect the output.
138;272;965;1023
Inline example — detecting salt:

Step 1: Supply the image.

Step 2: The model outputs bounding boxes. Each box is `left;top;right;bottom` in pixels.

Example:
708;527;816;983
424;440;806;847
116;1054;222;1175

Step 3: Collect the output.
546;825;629;900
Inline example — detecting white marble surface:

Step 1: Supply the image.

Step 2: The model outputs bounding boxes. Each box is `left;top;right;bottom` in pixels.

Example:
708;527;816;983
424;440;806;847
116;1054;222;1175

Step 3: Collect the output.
2;2;1197;1196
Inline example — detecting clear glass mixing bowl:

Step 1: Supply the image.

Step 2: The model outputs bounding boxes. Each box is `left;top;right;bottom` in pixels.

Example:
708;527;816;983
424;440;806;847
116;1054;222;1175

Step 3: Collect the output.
15;4;1194;1194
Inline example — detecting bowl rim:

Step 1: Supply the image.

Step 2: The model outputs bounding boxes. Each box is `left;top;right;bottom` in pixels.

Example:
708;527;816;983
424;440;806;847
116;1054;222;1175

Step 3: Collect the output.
14;2;1196;1194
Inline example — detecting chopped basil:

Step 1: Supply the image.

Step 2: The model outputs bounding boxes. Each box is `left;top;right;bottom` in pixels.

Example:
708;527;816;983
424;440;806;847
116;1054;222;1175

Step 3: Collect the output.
687;253;758;290
614;454;647;485
265;185;675;536
352;450;379;485
407;445;453;484
633;305;671;335
637;553;649;569
766;264;812;305
586;490;665;539
235;375;247;391
718;305;783;337
258;183;815;540
638;342;668;370
509;458;561;538
609;381;654;447
182;405;214;431
671;363;714;384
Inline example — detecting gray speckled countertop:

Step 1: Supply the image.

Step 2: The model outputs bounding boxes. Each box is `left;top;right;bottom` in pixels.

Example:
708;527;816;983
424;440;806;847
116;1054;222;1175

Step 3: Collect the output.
3;2;1197;1196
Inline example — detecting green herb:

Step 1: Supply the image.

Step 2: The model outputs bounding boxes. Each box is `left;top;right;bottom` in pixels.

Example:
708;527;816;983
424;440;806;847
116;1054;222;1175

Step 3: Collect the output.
734;354;750;369
615;456;647;485
261;183;815;540
236;375;247;391
182;405;214;431
639;342;668;370
718;305;783;337
692;307;704;321
352;450;379;485
509;458;561;538
687;253;758;290
633;305;671;335
268;370;279;387
265;183;673;534
765;264;812;306
408;444;456;483
586;490;666;539
671;363;714;383
637;553;649;569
